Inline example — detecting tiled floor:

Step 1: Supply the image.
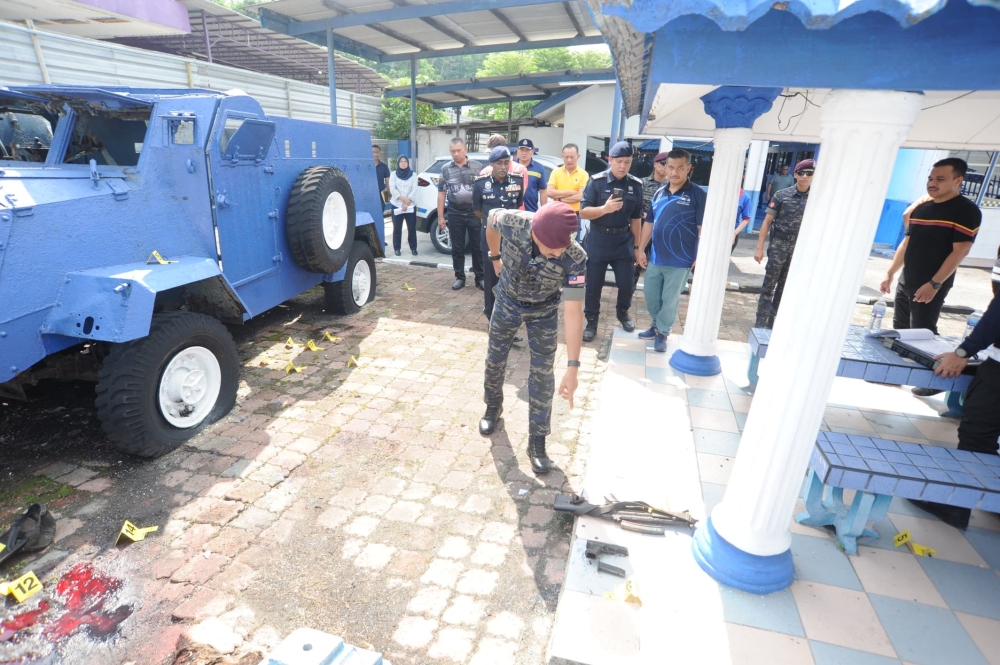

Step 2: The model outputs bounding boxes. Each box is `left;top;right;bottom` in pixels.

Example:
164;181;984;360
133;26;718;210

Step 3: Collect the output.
550;329;1000;665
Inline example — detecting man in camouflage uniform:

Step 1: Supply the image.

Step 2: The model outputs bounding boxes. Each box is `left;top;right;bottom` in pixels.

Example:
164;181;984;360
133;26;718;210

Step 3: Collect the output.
479;202;586;475
753;159;815;328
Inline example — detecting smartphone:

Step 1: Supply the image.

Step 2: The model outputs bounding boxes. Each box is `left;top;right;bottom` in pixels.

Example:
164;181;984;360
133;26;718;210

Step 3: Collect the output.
612;188;623;200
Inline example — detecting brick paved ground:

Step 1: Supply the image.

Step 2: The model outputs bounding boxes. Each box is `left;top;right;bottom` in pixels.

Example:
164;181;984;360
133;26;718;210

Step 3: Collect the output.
0;263;970;664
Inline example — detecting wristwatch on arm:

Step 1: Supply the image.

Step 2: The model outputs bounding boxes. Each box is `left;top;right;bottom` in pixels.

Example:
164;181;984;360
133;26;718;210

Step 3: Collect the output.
955;346;968;358
567;360;581;368
929;279;942;290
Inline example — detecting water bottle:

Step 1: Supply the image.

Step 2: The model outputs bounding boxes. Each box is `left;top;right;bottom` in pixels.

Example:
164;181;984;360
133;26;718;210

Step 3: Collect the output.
868;296;887;331
965;309;983;340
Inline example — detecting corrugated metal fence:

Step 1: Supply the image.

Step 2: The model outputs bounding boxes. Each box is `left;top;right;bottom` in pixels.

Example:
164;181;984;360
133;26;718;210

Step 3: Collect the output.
0;21;383;131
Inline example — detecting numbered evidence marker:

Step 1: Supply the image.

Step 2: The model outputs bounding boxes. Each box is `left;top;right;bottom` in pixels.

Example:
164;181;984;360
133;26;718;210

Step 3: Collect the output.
403;283;415;291
285;337;298;349
893;530;911;548
115;520;159;546
323;332;341;343
285;361;306;373
347;355;359;368
603;578;642;607
305;340;324;351
146;250;178;265
5;571;42;602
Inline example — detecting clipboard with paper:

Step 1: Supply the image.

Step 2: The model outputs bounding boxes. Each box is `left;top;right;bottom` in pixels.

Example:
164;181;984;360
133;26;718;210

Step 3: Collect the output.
868;328;982;371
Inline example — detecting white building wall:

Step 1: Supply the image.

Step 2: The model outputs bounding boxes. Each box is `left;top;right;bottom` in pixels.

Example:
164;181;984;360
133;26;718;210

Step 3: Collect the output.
0;21;382;130
969;207;1000;266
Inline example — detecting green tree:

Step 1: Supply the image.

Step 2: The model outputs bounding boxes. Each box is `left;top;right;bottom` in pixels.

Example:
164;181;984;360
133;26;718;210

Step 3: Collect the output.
374;77;447;139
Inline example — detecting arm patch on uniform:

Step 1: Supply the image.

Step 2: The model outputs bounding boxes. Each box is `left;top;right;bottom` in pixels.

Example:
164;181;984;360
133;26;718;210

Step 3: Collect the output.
564;241;586;263
568;274;585;285
768;201;777;209
491;209;532;230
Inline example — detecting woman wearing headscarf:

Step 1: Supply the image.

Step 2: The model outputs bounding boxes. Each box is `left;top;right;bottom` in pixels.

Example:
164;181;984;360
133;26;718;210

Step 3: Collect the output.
388;155;418;256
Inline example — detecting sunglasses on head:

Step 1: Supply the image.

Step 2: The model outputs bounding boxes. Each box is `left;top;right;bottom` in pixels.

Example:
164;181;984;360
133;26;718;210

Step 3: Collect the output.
655;159;667;165
796;170;814;176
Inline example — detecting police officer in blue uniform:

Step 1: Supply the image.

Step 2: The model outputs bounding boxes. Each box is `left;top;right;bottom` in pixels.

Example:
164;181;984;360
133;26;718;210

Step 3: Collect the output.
479;203;586;475
579;141;644;341
473;146;523;321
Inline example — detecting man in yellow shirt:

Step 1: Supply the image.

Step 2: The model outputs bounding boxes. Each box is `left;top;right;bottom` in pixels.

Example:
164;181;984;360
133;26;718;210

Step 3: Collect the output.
548;143;589;214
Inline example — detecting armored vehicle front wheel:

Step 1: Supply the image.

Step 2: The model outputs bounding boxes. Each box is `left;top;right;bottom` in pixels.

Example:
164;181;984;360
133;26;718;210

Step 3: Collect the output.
324;241;376;315
286;166;357;274
95;312;239;458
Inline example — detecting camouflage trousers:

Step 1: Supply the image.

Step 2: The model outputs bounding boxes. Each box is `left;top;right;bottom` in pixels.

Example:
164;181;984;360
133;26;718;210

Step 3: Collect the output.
754;236;796;329
484;289;559;437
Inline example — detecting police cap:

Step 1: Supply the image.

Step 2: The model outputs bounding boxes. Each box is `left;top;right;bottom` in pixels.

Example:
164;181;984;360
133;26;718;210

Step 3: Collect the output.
608;141;633;158
488;146;511;163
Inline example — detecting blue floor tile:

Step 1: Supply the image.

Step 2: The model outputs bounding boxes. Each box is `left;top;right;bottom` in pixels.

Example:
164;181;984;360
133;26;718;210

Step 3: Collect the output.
693;428;741;457
809;641;901;665
869;594;988;665
719;585;805;637
791;533;863;590
963;527;1000;570
857;517;903;552
734;412;747;430
702;482;726;514
646;365;681;384
687;388;733;411
918;557;1000;620
609;348;646;366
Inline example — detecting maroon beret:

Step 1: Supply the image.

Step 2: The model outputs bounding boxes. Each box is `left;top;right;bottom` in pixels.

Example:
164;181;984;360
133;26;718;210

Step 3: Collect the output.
532;202;578;250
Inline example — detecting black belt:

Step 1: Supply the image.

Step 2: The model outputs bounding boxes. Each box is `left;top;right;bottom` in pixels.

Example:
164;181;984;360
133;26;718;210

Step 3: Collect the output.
771;230;798;241
591;222;631;235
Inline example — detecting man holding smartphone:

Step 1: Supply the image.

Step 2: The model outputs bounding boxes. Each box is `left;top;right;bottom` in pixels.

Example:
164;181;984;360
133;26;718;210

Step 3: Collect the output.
579;141;644;341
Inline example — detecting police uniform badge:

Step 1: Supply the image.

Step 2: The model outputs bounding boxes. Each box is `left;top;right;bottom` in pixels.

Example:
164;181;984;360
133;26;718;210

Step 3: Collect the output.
485;180;492;191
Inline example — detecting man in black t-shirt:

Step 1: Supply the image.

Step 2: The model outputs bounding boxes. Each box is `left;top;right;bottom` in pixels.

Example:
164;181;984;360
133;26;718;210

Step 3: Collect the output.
881;157;982;395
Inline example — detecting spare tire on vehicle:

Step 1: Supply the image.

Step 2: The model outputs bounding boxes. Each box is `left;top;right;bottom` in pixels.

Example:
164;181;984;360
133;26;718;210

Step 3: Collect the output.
286;166;356;274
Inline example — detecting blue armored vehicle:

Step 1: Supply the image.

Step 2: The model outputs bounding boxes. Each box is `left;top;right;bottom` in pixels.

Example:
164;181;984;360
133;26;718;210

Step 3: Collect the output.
0;85;384;457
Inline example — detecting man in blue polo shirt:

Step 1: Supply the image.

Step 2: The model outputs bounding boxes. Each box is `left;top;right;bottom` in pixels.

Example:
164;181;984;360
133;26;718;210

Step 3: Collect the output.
515;138;548;212
635;148;707;352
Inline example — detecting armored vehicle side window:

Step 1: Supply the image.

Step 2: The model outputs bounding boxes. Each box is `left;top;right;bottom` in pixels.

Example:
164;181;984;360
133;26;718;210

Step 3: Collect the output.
169;118;195;145
63;109;151;167
220;118;275;162
220;118;244;153
0;112;53;163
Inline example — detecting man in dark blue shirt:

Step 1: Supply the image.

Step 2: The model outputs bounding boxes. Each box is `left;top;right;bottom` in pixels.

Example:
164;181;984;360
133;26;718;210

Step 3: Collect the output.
373;145;391;202
910;265;1000;528
579;141;644;341
515;138;548;212
473;146;524;321
636;148;707;352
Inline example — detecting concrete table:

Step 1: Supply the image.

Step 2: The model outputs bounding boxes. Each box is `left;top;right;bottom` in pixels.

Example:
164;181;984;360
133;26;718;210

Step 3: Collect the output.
748;326;973;416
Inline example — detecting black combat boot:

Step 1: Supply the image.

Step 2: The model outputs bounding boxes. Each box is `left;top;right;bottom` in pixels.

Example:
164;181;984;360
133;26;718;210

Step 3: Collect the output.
582;316;599;342
617;309;635;333
479;405;503;436
526;435;551;475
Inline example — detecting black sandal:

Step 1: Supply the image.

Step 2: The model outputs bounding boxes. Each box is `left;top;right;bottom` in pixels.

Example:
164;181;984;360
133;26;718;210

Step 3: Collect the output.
0;503;57;566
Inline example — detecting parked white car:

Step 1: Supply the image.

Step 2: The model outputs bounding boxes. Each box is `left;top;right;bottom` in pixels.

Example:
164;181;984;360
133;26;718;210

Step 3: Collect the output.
413;152;566;254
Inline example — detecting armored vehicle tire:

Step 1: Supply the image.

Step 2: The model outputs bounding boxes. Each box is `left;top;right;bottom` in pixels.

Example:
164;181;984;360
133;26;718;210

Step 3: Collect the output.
95;312;239;458
325;241;376;315
286;166;357;274
429;213;452;254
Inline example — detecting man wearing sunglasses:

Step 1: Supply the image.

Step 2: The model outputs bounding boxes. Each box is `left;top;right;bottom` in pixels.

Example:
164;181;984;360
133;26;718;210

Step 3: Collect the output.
753;159;815;329
635;152;670;288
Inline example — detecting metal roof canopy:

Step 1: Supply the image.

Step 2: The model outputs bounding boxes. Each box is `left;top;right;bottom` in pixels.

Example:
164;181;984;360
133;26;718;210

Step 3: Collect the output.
106;0;386;95
250;0;604;63
383;69;613;108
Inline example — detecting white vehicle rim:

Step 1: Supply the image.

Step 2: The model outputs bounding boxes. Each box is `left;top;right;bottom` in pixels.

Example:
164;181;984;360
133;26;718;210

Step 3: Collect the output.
158;346;222;429
322;191;349;250
436;226;451;250
352;259;372;306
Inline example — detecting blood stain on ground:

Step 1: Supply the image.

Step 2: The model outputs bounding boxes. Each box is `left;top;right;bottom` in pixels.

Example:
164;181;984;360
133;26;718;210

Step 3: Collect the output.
43;564;132;640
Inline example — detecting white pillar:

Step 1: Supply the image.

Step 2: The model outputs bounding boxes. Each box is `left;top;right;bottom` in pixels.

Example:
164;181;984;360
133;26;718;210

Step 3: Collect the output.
693;89;922;593
670;127;751;375
744;140;770;224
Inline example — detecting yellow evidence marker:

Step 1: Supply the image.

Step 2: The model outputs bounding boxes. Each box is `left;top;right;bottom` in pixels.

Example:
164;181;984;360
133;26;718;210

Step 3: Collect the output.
285;362;305;373
115;520;159;546
323;332;341;343
305;340;324;351
145;250;178;265
908;542;936;557
284;337;298;348
403;283;415;291
603;578;642;607
5;571;42;602
893;530;911;548
347;355;359;368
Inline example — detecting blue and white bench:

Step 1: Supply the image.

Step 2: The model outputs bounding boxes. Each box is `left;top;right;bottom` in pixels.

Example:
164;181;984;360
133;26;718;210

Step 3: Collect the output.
749;326;973;417
796;431;1000;554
